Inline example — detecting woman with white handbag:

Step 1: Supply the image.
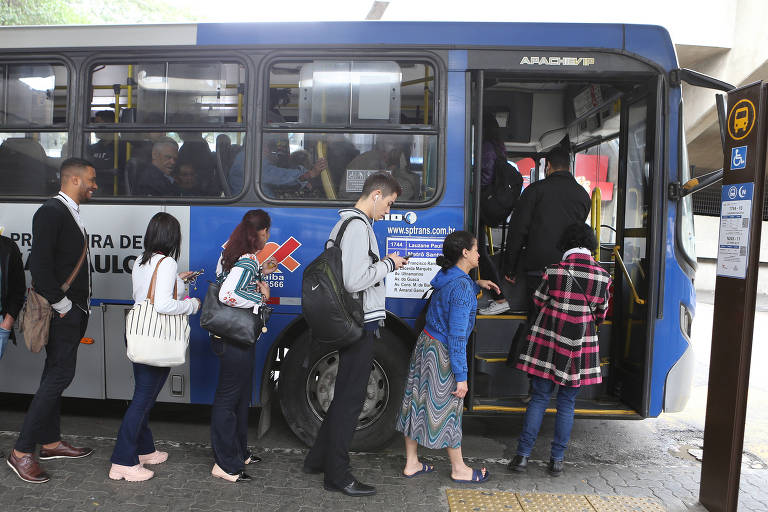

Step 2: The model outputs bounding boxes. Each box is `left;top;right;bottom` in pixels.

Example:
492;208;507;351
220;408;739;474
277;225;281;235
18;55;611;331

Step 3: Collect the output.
109;213;200;482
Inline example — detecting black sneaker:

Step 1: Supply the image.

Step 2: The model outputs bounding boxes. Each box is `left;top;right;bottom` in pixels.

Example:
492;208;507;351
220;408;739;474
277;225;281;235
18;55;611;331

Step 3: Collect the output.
507;454;528;473
548;458;563;477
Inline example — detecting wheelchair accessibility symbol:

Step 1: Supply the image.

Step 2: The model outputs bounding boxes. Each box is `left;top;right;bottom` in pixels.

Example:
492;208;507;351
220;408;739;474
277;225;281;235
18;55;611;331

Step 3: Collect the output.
731;146;747;170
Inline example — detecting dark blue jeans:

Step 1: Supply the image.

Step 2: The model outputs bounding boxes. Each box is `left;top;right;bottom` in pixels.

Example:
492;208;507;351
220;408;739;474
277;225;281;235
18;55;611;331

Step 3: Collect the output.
210;338;255;475
110;363;169;466
516;375;580;461
16;308;88;453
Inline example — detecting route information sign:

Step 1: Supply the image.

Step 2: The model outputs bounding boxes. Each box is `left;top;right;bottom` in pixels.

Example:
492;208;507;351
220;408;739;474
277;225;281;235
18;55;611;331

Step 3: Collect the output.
717;183;753;279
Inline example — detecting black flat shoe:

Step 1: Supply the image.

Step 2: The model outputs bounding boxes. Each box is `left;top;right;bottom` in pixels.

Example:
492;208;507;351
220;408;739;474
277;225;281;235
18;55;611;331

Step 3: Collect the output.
324;478;376;497
507;454;528;473
236;471;252;482
548;458;563;477
244;450;261;464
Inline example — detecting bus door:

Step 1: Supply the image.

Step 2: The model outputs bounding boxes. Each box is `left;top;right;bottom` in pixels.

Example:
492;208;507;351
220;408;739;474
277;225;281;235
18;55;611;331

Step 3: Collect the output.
466;68;662;417
610;90;655;413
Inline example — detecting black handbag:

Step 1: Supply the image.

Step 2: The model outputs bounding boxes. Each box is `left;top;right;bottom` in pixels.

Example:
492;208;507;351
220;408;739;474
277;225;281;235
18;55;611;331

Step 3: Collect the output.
200;281;272;347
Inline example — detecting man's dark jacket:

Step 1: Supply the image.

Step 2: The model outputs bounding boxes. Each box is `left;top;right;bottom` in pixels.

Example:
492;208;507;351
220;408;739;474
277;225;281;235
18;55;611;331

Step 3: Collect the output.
1;234;26;323
134;163;180;196
29;198;90;310
504;170;591;277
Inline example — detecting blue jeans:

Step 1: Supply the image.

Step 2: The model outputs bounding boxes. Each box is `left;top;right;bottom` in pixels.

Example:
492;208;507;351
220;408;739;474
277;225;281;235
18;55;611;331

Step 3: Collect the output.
110;363;170;466
516;375;580;461
210;338;255;475
0;315;10;359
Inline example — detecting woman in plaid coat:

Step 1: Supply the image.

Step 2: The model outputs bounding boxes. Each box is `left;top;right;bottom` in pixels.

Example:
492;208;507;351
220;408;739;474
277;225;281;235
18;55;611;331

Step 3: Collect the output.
507;223;611;477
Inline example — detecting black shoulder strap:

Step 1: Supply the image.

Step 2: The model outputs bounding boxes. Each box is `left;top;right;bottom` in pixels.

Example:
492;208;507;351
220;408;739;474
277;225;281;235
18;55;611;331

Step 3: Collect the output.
332;216;378;263
558;263;597;324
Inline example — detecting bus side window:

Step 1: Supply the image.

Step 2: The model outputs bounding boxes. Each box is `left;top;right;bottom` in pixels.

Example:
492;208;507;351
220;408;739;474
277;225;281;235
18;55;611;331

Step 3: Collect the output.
86;61;246;198
0;63;67;197
262;59;437;202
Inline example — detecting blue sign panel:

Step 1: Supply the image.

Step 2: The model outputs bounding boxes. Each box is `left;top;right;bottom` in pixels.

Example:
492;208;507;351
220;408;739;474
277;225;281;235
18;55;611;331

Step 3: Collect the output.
730;145;747;170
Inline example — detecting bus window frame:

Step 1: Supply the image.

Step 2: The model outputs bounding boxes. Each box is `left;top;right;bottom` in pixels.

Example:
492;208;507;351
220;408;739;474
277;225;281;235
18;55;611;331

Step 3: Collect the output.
675;100;697;275
80;51;251;205
256;52;445;209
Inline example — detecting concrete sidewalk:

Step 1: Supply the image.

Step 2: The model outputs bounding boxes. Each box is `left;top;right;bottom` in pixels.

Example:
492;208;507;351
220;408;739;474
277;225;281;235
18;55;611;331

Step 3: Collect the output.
0;410;766;512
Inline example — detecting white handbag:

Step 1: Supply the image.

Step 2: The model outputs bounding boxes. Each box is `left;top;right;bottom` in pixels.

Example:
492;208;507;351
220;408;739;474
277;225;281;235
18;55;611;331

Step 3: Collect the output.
125;257;190;367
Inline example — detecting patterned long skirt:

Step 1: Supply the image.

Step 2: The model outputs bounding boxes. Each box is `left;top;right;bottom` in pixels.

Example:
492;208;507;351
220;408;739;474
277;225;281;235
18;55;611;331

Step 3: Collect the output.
395;331;463;449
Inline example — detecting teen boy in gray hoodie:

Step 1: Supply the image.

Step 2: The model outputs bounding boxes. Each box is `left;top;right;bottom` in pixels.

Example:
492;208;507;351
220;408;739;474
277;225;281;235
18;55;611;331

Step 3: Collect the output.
303;172;408;497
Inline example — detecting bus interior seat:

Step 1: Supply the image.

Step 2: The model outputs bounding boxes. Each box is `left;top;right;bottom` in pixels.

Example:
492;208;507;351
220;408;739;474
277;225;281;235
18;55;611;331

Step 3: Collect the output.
0;137;52;195
214;134;234;196
215;134;233;171
119;107;136;124
123;158;142;196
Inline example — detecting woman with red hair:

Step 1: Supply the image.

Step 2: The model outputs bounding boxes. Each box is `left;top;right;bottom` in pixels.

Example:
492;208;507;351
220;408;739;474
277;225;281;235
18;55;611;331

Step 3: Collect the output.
209;209;277;482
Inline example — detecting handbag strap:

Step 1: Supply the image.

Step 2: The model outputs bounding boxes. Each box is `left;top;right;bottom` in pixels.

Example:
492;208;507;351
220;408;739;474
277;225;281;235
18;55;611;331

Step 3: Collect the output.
60;241;88;293
557;263;597;325
147;256;177;304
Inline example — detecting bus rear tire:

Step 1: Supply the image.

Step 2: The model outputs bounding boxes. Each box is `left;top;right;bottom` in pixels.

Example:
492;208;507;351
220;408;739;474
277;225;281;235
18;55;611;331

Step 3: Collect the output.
279;328;411;452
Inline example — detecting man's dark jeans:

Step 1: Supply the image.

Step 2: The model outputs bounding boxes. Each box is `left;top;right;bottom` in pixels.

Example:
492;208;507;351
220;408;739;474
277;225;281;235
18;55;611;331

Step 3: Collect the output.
15;308;88;453
110;363;170;466
304;329;375;488
210;338;255;475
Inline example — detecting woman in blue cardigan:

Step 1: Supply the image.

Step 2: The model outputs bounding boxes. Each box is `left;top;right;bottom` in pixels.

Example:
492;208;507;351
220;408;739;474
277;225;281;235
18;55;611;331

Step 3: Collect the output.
395;230;499;483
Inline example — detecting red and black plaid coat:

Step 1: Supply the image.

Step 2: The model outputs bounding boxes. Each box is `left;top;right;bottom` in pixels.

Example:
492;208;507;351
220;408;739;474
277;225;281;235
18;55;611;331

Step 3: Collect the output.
517;250;612;387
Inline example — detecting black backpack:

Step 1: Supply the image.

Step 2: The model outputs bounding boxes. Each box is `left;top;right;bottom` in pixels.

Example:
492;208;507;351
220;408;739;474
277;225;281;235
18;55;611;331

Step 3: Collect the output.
301;217;372;348
480;153;523;226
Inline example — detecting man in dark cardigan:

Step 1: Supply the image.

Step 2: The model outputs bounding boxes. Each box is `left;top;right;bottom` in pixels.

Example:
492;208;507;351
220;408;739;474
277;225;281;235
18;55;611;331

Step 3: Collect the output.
7;158;97;484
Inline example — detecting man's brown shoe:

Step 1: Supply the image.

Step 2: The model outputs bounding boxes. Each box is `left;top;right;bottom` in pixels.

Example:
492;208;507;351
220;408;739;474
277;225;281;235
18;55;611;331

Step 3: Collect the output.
39;441;93;460
6;452;50;483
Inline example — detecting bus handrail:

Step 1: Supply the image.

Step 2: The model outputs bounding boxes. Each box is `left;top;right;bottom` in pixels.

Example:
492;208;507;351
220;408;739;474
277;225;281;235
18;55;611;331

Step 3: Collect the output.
613;246;646;305
590;187;601;259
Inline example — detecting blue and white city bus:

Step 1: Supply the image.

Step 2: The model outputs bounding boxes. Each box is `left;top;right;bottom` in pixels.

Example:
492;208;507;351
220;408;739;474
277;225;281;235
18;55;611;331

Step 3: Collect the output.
0;21;714;450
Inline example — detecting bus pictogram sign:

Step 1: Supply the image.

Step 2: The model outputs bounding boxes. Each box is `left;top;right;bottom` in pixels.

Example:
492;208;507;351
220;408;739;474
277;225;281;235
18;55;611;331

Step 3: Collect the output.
727;98;756;140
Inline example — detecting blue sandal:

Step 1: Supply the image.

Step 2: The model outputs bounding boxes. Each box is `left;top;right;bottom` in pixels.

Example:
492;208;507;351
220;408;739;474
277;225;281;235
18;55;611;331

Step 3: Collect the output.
404;463;435;478
451;468;490;483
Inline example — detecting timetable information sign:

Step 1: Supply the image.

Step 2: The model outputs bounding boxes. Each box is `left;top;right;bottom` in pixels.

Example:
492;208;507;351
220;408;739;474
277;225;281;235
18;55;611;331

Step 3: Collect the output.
385;236;442;298
717;182;754;279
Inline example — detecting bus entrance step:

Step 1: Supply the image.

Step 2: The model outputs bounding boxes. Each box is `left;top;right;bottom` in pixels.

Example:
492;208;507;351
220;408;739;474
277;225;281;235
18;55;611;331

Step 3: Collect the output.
468;397;640;418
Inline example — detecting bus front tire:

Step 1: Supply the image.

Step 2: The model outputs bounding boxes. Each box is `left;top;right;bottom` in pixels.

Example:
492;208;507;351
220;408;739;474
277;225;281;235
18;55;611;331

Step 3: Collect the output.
279;329;410;452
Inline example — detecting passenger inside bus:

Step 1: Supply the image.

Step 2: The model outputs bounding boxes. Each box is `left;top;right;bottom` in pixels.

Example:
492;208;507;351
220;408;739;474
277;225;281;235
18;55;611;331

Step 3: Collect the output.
178;132;217;194
175;162;203;196
255;136;327;199
88;110;127;195
132;137;181;196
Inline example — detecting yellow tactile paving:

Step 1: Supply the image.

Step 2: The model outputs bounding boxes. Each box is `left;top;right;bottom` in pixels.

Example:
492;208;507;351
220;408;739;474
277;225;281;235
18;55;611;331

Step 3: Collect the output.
586;495;667;512
446;490;666;512
446;489;524;511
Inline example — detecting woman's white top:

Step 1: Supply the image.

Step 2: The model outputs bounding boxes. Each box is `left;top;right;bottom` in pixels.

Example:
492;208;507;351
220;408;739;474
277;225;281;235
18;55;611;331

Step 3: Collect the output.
132;253;199;315
216;253;265;311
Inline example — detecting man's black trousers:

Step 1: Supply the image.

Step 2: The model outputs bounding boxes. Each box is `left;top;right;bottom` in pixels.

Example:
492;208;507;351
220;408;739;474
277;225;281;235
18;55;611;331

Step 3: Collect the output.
16;308;88;453
304;329;375;488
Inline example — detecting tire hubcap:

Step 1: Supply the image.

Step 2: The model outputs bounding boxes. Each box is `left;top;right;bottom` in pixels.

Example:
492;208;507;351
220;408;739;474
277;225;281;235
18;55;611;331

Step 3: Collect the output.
305;351;390;430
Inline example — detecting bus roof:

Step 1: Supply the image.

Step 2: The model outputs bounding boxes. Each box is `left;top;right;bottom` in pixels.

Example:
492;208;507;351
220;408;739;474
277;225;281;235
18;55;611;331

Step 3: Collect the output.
0;22;677;71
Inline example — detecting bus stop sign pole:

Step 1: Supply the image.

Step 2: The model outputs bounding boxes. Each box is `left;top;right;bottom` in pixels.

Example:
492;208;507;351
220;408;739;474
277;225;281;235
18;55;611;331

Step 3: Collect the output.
700;81;767;512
